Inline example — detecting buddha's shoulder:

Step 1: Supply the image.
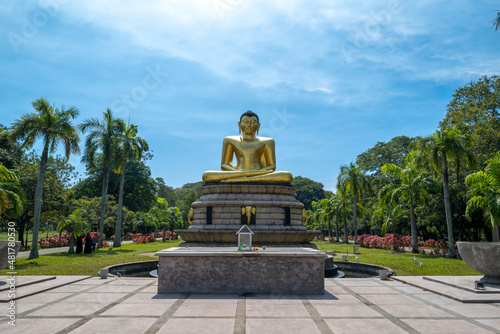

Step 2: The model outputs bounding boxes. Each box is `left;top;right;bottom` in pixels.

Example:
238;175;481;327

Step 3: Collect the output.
223;136;241;143
256;136;274;143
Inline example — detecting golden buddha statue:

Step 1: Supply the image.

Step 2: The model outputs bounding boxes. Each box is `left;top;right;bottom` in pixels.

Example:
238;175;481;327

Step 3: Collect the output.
202;111;293;183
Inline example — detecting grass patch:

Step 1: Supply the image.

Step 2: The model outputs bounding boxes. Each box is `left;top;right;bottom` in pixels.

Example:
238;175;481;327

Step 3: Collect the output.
313;241;480;276
1;240;182;277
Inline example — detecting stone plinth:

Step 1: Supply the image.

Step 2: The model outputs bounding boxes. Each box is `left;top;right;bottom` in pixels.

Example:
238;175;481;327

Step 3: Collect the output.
155;247;325;294
176;183;319;244
0;241;22;271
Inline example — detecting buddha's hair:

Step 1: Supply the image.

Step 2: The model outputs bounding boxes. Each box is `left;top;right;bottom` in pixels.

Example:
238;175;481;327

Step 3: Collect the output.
240;110;259;122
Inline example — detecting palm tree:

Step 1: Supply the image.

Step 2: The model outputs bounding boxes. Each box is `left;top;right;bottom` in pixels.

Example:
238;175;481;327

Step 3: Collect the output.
0;165;25;216
492;10;500;31
465;154;500;241
337;162;371;244
372;203;401;235
135;211;157;235
57;209;89;253
310;199;333;240
113;123;149;247
327;194;342;242
336;183;350;243
415;126;475;257
10;97;80;259
79;109;124;248
379;153;432;253
147;198;182;241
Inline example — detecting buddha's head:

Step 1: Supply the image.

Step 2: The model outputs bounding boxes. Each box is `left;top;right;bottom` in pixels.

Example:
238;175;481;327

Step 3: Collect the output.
239;110;260;135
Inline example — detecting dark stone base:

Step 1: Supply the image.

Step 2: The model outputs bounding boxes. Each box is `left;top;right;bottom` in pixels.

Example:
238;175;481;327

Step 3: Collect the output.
156;247;325;294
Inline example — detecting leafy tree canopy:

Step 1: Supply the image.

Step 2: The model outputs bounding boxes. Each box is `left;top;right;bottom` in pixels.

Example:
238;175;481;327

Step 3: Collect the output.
356;136;419;176
441;75;500;166
292;176;326;210
73;157;157;212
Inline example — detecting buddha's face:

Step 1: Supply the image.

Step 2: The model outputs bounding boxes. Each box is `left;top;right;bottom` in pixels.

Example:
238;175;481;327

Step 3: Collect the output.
239;116;260;135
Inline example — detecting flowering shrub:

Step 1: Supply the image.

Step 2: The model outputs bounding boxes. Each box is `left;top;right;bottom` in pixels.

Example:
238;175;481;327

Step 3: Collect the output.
111;231;177;242
132;233;157;244
38;232;110;249
155;231;177;239
356;234;460;258
39;234;72;248
357;234;420;252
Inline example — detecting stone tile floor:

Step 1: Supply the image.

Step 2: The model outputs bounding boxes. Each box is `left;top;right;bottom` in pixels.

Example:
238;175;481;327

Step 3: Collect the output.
0;276;499;334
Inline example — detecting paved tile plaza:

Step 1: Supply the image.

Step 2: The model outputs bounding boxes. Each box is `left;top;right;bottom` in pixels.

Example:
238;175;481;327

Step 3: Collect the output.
1;276;499;334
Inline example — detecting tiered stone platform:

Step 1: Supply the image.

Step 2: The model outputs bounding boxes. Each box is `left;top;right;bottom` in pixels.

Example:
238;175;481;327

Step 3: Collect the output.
176;183;319;245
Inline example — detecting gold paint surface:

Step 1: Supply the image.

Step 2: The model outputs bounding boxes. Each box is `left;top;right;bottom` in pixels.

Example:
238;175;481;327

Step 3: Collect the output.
202;113;293;183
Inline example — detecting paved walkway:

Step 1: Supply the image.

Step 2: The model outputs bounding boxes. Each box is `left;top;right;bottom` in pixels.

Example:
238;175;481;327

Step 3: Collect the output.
1;276;499;334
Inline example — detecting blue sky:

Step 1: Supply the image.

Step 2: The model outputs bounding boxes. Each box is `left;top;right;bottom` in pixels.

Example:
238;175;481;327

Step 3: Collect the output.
1;0;499;191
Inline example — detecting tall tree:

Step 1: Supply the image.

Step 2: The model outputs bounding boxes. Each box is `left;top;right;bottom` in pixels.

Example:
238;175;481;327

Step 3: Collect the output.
291;176;326;210
0;124;24;169
310;198;334;240
337;183;350;243
156;177;178;208
415;126;475;257
337;162;371;244
441;76;500;167
79;109;124;248
356;136;419;177
379;152;432;253
10;97;80;259
465;154;500;241
0;165;25;216
72;159;157;213
113;123;148;247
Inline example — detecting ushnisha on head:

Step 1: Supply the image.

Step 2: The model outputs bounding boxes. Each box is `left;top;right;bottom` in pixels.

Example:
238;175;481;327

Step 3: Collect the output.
238;110;260;136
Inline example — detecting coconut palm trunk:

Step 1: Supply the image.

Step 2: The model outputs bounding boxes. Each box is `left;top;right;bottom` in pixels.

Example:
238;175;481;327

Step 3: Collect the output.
352;193;358;244
335;219;340;242
441;158;455;257
410;206;418;253
113;161;126;248
68;233;75;254
327;219;332;240
28;142;49;259
98;160;111;249
343;209;348;243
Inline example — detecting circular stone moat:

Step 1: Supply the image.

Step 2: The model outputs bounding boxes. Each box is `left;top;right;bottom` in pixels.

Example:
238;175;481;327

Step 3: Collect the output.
102;259;395;279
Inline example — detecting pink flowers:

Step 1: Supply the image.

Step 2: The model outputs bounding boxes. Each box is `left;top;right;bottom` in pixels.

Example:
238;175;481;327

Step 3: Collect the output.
38;234;71;248
357;234;417;252
356;234;459;257
38;232;110;249
132;233;156;244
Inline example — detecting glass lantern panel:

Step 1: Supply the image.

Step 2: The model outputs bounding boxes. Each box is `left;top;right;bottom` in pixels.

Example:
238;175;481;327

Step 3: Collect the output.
239;233;252;250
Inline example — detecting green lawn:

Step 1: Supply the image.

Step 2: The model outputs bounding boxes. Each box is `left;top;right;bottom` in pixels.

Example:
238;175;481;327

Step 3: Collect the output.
0;231;59;243
1;240;182;276
313;241;480;276
0;239;480;277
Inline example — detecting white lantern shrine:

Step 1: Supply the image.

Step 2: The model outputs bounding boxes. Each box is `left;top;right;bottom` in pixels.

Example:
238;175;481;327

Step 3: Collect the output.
236;225;254;251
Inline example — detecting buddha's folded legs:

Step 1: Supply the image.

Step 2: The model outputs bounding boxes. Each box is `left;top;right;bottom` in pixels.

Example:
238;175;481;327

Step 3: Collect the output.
202;170;292;183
